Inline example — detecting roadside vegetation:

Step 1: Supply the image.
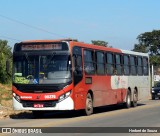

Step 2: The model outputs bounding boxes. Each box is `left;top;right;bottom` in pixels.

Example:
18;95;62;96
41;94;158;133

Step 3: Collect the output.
0;83;12;105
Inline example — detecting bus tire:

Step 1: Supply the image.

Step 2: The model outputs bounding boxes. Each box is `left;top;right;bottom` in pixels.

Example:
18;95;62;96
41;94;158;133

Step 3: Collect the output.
85;93;93;116
132;89;138;107
32;111;44;118
124;91;131;108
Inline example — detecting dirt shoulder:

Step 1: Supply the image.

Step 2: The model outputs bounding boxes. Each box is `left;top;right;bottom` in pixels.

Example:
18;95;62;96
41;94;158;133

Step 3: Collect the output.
0;84;20;119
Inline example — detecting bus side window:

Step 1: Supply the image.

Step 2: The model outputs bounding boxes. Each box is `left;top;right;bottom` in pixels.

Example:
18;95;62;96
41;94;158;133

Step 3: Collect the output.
123;55;130;75
143;57;149;75
84;50;95;75
137;57;143;75
72;46;83;85
96;51;105;75
130;56;137;75
106;53;114;75
115;54;122;75
74;55;82;75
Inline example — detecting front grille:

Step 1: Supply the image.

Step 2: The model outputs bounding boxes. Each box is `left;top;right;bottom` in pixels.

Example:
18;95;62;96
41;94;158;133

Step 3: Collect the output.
13;82;72;93
21;100;58;107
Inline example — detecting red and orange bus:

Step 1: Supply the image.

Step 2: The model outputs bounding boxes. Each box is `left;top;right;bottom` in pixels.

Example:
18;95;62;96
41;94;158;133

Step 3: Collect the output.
12;39;150;116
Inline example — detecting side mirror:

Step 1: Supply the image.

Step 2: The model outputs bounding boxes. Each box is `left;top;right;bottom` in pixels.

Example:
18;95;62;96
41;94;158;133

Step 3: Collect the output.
6;60;10;74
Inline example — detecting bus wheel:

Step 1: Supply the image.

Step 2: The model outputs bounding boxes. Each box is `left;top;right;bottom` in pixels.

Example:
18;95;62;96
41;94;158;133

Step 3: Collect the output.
85;93;93;116
124;91;131;108
32;111;44;118
132;90;138;107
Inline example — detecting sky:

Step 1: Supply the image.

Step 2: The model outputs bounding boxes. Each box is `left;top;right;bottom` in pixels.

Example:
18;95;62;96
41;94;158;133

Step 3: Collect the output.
0;0;160;50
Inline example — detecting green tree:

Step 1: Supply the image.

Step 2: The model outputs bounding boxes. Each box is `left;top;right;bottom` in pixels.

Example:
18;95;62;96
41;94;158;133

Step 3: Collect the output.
132;30;160;65
132;44;147;53
91;40;112;47
0;40;12;83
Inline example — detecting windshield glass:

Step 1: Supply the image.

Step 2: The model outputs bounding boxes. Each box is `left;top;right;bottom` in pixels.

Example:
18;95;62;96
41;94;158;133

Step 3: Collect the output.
156;82;160;87
13;54;71;84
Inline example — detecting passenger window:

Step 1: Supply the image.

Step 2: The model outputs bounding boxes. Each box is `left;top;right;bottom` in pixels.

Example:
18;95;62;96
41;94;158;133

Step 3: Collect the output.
72;46;83;85
130;56;137;75
115;54;122;75
74;55;82;75
106;53;114;75
137;57;143;75
123;55;130;75
84;50;95;75
143;57;149;75
96;52;105;75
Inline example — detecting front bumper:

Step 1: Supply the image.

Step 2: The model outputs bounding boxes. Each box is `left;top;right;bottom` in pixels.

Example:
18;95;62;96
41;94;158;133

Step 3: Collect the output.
13;96;74;111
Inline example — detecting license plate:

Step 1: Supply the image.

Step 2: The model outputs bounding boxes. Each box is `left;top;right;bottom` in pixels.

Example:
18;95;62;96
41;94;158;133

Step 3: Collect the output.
34;104;44;108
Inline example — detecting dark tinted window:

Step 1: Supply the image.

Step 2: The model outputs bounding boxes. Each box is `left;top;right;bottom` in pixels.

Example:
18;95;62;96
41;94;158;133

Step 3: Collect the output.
156;82;160;87
73;46;83;85
96;52;105;75
106;53;114;75
143;57;149;75
115;54;121;64
123;55;130;75
137;57;143;75
115;54;122;75
124;55;129;65
107;53;113;64
84;50;95;75
130;56;137;75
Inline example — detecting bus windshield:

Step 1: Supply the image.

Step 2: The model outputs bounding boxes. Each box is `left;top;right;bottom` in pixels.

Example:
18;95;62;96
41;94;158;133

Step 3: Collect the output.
13;54;71;84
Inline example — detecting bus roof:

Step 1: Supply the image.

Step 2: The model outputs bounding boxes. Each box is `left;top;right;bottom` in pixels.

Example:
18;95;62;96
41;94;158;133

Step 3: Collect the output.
19;39;149;57
121;49;149;57
21;39;74;43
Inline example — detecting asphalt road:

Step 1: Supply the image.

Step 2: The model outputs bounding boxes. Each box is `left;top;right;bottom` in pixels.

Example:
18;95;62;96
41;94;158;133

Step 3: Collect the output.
0;99;160;136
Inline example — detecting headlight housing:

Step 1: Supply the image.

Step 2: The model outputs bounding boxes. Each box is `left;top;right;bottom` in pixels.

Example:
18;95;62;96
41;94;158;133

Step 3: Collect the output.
13;93;21;102
59;91;71;102
152;88;155;93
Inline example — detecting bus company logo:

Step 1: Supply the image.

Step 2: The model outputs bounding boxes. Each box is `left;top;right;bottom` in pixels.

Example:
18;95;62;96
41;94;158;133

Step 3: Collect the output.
36;95;41;99
20;96;32;99
115;76;120;88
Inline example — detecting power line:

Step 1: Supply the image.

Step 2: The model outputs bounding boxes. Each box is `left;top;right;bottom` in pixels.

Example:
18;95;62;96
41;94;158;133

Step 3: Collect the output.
0;14;68;38
0;35;20;42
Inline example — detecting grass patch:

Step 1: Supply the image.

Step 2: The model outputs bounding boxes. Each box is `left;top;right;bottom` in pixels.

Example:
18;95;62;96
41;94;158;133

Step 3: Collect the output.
0;83;12;105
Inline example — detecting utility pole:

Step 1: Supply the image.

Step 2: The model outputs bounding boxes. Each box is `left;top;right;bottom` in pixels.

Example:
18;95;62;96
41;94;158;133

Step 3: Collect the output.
152;65;154;87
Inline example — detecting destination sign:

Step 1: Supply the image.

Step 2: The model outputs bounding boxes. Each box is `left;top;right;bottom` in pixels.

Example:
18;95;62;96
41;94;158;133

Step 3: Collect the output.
21;44;62;51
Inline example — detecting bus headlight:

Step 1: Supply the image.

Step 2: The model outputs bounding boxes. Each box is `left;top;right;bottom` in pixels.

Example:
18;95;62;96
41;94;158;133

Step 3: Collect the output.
13;93;21;102
59;91;72;102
